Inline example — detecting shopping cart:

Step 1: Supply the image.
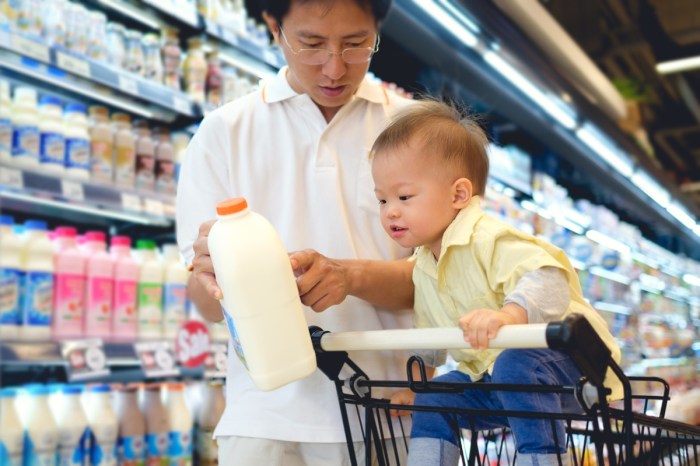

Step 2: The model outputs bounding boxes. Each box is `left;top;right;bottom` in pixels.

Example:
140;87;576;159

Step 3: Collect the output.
309;314;700;466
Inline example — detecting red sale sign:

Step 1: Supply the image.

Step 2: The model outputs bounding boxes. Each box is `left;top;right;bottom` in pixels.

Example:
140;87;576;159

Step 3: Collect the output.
176;320;211;368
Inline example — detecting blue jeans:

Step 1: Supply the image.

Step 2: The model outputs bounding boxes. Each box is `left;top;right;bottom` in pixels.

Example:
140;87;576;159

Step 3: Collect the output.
411;349;583;455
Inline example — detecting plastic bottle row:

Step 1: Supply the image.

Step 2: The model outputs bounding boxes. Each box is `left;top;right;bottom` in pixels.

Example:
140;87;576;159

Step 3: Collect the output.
0;216;189;342
0;379;225;466
0;81;190;193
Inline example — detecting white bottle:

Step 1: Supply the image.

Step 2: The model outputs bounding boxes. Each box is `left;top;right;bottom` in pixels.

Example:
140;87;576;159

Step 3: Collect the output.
10;86;40;167
135;239;163;340
38;95;66;174
195;381;225;466
0;79;11;161
20;220;55;341
22;385;59;466
0;388;24;466
63;103;90;179
207;197;316;391
162;244;188;339
166;383;193;465
86;385;118;466
55;385;89;466
0;215;22;339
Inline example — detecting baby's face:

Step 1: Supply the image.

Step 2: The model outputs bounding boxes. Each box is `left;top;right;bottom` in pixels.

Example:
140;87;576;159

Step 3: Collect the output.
371;141;461;257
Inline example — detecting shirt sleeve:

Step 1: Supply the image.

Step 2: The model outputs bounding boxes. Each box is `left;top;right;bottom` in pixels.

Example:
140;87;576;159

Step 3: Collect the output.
503;266;570;323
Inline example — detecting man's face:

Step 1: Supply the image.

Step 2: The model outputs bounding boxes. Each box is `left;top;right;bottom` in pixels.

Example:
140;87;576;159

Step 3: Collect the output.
266;0;378;121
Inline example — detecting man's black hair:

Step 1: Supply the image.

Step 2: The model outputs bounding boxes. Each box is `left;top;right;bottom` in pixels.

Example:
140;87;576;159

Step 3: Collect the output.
261;0;392;25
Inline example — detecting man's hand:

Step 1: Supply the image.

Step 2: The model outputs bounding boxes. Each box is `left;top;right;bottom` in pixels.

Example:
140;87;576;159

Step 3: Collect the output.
289;249;352;312
458;303;527;349
191;220;222;301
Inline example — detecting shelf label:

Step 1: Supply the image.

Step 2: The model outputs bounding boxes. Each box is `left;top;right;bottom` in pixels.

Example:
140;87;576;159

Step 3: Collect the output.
121;192;142;212
61;339;110;382
204;342;228;379
175;320;210;368
144;198;165;216
61;179;84;201
118;74;139;95
11;33;50;63
0;167;24;189
134;341;180;378
56;51;91;78
172;95;192;115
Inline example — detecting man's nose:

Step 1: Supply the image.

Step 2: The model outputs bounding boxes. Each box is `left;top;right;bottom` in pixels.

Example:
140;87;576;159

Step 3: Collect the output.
322;52;347;81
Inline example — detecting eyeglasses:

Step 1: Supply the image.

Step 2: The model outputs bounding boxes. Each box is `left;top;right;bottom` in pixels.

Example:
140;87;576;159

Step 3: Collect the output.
279;27;380;65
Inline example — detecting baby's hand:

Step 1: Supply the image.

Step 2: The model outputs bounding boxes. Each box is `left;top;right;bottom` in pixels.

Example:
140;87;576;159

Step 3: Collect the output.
458;304;527;349
388;388;416;417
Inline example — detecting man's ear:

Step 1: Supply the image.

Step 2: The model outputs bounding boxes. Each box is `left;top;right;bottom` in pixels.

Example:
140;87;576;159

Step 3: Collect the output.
262;12;280;43
452;178;473;208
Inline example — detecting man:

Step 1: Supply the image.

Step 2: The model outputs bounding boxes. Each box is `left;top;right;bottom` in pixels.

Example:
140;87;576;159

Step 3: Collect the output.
176;0;416;464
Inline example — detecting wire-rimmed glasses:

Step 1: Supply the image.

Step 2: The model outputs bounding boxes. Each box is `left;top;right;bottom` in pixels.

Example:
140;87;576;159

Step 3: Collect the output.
279;27;380;65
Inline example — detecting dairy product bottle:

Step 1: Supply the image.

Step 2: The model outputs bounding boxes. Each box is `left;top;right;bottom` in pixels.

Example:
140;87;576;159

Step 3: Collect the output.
63;103;90;179
143;383;170;465
11;86;40;167
207;197;316;391
136;240;163;340
20;220;55;341
195;381;224;466
55;385;89;466
88;106;114;183
23;385;59;466
83;231;114;338
0;388;23;466
134;121;155;191
154;128;176;195
166;383;193;465
38;95;66;174
52;226;86;339
0;215;22;339
112;113;136;187
115;385;146;466
110;236;139;341
0;79;12;161
161;244;187;340
86;385;118;466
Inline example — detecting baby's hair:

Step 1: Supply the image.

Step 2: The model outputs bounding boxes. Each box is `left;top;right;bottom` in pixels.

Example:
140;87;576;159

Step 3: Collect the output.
371;98;490;195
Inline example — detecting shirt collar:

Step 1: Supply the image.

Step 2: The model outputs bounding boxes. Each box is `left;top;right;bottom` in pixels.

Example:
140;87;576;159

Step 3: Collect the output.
441;195;484;250
262;66;388;105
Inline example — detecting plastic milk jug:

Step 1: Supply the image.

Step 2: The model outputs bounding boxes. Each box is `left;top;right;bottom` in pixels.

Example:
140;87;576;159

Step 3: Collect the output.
83;231;114;338
20;220;55;341
114;385;146;466
166;383;193;465
52;226;86;339
55;385;89;466
195;381;225;466
161;244;188;340
11;86;40;167
86;385;118;466
136;240;163;339
23;385;59;466
207;197;316;391
0;388;23;466
0;215;22;339
143;383;170;465
110;236;139;341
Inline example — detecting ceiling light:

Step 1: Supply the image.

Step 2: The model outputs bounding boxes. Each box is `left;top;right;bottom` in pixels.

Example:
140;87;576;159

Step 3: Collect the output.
631;170;671;209
575;123;634;178
666;202;696;230
414;0;479;48
656;55;700;74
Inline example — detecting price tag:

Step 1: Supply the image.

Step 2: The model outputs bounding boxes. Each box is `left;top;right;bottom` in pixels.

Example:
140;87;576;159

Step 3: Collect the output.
0;167;24;189
118;75;139;95
175;321;210;368
11;33;50;63
204;342;228;379
121;192;142;212
56;51;91;78
144;198;164;216
134;341;180;378
61;339;110;382
61;179;84;201
172;95;192;115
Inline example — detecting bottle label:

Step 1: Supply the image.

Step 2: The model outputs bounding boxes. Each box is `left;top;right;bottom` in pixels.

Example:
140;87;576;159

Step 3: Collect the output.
86;276;113;332
145;432;168;464
114;146;136;186
155;159;176;194
11;124;39;159
167;430;192;464
90;140;114;182
39;131;65;166
23;270;54;327
57;427;88;466
0;432;24;466
65;137;90;170
54;273;85;334
195;428;218;462
0;268;21;324
118;435;145;465
24;431;57;466
0;116;11;158
163;283;186;335
138;282;163;336
223;309;248;369
90;429;117;466
113;279;137;334
135;154;155;190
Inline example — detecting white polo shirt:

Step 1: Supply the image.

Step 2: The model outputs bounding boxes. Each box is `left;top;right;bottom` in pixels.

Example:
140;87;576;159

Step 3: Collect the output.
176;67;415;442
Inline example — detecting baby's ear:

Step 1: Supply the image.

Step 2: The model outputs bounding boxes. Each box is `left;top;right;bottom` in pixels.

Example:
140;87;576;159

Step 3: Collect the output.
452;178;472;208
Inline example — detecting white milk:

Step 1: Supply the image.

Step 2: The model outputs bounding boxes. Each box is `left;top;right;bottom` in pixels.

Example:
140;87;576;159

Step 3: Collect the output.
0;215;22;339
207;197;316;391
55;385;89;466
20;220;55;341
0;388;23;466
22;385;58;466
135;239;163;340
195;381;225;466
161;244;188;339
85;385;118;466
166;383;193;465
11;86;40;167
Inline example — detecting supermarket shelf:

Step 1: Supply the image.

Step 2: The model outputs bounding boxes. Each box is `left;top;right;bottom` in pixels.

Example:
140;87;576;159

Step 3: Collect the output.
204;19;285;71
142;0;200;28
0;160;175;227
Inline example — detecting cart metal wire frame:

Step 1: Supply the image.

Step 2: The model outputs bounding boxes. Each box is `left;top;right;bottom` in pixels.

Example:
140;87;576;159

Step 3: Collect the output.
310;314;700;466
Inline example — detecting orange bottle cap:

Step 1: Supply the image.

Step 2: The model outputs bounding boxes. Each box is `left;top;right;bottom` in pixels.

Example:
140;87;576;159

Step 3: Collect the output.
216;197;248;215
